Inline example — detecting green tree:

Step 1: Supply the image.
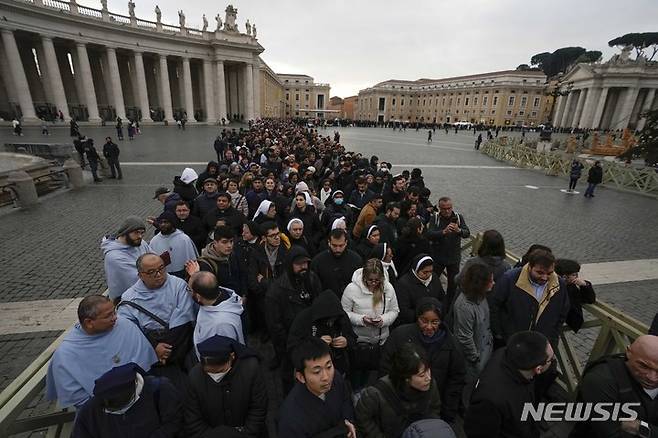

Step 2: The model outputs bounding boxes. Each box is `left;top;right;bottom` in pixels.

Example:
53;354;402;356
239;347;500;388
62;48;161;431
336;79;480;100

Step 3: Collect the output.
575;50;603;64
530;47;589;78
608;32;658;61
619;109;658;166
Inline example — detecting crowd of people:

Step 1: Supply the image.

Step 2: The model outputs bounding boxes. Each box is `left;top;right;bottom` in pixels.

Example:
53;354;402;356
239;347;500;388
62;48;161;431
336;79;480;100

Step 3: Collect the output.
43;119;658;438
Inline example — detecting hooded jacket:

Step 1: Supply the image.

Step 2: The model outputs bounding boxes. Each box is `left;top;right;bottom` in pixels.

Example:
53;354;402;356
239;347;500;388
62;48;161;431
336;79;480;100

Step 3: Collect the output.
173;174;198;205
193;288;245;357
195;161;218;192
310;247;363;299
192;191;220;219
101;237;152;300
341;268;400;345
198;243;247;296
265;248;323;358
287;290;357;373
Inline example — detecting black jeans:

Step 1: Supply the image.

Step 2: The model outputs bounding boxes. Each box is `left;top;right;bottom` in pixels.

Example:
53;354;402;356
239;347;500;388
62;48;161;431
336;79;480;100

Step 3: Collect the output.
107;158;122;179
568;177;579;190
435;262;460;312
88;160;100;181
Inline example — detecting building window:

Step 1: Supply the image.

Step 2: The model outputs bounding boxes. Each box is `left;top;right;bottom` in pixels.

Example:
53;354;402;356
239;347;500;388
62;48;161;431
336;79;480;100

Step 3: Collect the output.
442;98;446;106
392;98;396;106
286;93;289;101
378;97;386;111
492;96;498;106
305;94;309;101
465;98;470;106
521;97;527;107
531;111;537;117
519;110;525;116
491;110;496;115
533;97;540;107
457;98;461;105
474;97;478;105
508;96;515;106
401;99;404;106
507;110;512;115
483;96;488;106
295;94;299;101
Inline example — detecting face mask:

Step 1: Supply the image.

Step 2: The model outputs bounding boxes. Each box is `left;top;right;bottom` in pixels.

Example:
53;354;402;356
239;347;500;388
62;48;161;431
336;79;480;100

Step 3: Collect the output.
207;370;230;383
334;198;344;206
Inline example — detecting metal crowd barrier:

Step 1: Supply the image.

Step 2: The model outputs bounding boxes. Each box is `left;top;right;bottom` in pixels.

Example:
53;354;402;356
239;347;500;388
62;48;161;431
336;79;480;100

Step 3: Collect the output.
0;235;649;436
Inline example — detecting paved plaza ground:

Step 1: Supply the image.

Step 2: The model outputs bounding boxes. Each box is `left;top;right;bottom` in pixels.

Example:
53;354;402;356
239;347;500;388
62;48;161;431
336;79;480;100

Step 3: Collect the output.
1;123;657;436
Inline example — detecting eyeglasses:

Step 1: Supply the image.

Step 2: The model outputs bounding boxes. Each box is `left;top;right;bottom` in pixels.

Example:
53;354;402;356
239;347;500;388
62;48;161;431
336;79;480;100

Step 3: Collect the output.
141;265;166;277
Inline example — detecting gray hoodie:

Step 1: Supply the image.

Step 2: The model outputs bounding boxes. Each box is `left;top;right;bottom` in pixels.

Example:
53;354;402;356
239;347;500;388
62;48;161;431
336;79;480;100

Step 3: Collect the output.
193;289;244;358
101;237;152;299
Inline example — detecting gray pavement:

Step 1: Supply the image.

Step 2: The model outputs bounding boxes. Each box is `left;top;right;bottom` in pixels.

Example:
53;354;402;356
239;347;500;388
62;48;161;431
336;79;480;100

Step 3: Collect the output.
0;124;656;437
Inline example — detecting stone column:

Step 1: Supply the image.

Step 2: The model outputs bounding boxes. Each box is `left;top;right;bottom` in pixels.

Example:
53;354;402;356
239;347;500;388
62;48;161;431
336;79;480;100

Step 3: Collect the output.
636;88;656;131
243;62;254;121
253;62;261;118
559;91;575;128
74;43;100;122
229;69;239;118
202;59;215;122
591;87;609;129
133;51;152;122
215;60;227;121
182;57;195;121
1;30;38;121
552;95;564;126
0;41;19;107
41;36;70;120
106;47;126;119
34;45;55;106
578;87;600;129
571;89;587;128
158;54;174;123
613;87;640;130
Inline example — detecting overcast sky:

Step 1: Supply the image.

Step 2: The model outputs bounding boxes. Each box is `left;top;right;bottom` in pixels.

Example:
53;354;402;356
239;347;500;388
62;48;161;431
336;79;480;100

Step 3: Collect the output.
96;0;658;97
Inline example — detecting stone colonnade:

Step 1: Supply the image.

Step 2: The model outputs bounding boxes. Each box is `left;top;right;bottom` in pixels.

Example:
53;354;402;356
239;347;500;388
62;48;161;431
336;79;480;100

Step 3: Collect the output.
553;85;657;131
0;28;259;124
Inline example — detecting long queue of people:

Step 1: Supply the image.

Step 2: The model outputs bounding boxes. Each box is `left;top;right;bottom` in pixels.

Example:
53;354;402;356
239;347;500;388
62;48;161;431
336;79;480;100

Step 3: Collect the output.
45;119;658;438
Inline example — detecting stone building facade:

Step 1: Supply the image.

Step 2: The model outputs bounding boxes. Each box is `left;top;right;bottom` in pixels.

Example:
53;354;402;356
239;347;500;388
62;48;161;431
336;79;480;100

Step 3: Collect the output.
0;0;281;124
279;74;331;118
355;70;552;126
552;52;658;131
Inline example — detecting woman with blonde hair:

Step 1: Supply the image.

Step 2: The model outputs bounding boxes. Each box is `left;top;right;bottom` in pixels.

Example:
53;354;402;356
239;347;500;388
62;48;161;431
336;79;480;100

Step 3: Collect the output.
341;258;399;388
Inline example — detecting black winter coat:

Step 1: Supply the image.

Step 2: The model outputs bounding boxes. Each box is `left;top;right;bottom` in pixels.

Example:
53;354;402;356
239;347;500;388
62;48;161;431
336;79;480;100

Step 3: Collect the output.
489;266;570;349
192;192;220;219
380;324;465;422
184;356;267;438
247;243;288;297
310;249;363;298
426;212;470;266
73;376;183;438
266;270;322;358
202;206;245;235
587;165;603;184
372;214;398;247
395;272;446;326
394;235;431;276
287;290;357;374
178;215;207;252
464;348;539;438
289;205;323;245
173;176;198;205
565;281;596;333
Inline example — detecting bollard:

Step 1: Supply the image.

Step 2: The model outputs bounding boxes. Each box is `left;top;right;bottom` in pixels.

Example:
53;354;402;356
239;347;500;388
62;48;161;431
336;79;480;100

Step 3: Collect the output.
7;171;38;208
63;159;86;189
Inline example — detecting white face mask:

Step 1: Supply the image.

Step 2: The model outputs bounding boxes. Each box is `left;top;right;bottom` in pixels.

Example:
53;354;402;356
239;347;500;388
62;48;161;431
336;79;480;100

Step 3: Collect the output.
104;374;144;415
207;369;230;383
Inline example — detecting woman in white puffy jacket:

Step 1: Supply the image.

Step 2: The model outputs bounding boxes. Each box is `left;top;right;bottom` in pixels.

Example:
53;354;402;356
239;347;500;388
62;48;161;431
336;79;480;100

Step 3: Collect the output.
342;258;399;347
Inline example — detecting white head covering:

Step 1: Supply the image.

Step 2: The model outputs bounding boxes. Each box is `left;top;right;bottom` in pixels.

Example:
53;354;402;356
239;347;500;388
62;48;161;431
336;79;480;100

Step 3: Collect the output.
331;216;347;230
413;255;434;287
287;218;304;232
296;191;312;207
366;225;379;239
253;199;273;220
295;181;310;193
180;167;199;184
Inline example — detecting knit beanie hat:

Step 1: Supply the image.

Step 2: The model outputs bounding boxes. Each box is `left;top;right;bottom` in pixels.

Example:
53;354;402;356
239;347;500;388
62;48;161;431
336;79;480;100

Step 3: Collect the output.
116;216;146;236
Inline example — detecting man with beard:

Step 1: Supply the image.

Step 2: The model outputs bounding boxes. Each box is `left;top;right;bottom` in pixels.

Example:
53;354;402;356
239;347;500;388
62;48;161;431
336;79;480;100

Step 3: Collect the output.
101;216;152;301
202;192;245;236
149;211;198;279
174;201;206;253
310;229;363;299
247;221;289;337
117;253;196;387
46;296;157;408
266;246;322;389
489;248;569;400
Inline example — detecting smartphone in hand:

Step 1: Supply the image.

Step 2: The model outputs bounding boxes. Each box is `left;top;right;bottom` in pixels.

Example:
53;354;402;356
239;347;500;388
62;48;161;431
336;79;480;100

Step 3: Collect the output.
160;251;171;266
